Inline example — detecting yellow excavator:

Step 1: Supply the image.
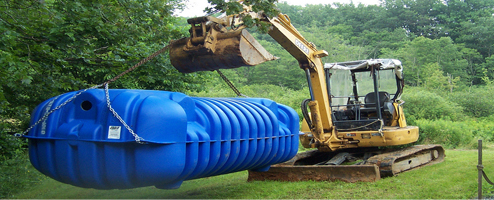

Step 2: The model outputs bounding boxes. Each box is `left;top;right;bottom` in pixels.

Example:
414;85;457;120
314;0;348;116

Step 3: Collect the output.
169;5;444;182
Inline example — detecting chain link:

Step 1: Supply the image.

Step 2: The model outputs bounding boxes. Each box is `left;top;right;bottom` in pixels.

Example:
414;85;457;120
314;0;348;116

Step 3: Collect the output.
17;42;175;143
15;84;105;137
216;69;248;97
104;83;144;144
105;43;173;85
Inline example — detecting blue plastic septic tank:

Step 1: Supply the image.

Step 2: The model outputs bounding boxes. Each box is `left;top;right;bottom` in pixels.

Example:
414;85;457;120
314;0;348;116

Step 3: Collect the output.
25;89;299;189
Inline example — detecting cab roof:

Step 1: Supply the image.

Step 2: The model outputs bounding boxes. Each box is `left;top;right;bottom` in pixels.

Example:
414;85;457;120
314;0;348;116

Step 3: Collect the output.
324;59;403;79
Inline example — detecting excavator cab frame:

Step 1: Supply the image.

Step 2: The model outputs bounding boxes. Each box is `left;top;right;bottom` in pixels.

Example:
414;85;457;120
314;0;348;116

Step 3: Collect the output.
299;59;419;151
325;59;405;131
169;7;445;182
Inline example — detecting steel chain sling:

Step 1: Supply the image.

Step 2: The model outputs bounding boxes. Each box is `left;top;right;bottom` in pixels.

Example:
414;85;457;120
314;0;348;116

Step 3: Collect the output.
216;69;248;97
18;42;175;143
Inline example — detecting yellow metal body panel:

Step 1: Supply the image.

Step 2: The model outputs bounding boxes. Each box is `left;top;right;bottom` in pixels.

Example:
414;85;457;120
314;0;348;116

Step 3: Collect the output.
266;14;333;135
301;118;419;151
172;10;419;152
336;126;419;148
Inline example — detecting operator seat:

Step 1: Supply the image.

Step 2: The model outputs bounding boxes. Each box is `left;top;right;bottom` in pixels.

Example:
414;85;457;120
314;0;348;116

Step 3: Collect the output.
364;91;390;108
360;91;390;118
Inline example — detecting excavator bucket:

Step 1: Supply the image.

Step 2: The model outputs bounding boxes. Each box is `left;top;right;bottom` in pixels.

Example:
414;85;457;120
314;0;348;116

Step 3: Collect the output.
169;22;277;73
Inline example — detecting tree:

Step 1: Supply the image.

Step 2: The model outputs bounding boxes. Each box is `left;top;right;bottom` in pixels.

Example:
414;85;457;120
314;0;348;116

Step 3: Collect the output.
350;29;410;58
205;0;279;30
435;0;494;42
382;37;468;87
381;0;445;38
421;63;459;92
0;0;212;141
457;17;494;58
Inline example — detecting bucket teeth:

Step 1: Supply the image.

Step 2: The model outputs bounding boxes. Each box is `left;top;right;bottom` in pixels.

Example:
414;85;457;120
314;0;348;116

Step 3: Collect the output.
170;28;277;73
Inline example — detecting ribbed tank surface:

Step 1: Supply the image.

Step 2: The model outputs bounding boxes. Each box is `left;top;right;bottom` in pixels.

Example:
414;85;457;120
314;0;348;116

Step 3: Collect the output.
25;89;299;189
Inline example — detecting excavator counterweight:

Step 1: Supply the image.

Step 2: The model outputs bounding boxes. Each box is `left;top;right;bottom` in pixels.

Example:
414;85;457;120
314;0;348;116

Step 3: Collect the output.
169;8;445;184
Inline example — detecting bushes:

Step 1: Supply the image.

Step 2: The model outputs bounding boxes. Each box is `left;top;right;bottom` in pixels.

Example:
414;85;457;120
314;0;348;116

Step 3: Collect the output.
401;86;494;149
401;87;464;122
464;115;494;142
192;84;494;149
0;153;46;198
0;119;28;162
0;120;45;198
402;85;494;120
0;132;25;161
413;116;494;149
414;119;476;148
448;85;494;118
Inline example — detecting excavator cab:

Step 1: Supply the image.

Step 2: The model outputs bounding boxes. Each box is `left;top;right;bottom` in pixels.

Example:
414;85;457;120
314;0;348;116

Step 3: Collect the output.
325;59;405;131
292;59;445;179
170;11;445;182
300;59;419;150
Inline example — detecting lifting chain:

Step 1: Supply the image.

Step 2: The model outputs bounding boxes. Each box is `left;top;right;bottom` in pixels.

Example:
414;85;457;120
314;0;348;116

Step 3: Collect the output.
17;42;176;144
104;83;145;144
216;69;248;97
16;83;105;137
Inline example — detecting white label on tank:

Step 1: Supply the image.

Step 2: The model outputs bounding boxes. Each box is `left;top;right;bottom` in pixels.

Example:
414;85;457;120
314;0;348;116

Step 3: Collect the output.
108;126;121;139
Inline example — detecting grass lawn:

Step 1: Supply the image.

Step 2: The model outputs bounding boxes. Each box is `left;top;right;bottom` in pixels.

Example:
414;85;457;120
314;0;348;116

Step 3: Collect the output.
11;149;494;199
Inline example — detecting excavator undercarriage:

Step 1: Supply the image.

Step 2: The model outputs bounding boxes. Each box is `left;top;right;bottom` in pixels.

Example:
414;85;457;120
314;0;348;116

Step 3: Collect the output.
248;144;445;182
169;10;446;184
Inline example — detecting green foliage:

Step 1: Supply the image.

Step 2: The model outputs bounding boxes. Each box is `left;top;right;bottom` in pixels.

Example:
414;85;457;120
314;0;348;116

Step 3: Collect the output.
383;37;468;86
206;0;279;17
0;0;211;135
0;118;29;162
227;32;307;90
448;85;494;118
401;86;494;148
466;115;494;142
482;55;494;84
0;132;25;162
0;153;46;199
191;0;494;92
273;1;494;88
205;0;279;30
239;85;309;115
414;119;476;148
401;87;464;122
420;63;460;92
350;29;410;58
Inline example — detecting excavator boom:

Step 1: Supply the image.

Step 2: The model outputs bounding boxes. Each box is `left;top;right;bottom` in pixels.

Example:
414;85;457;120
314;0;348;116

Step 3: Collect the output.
169;11;342;150
169;6;445;182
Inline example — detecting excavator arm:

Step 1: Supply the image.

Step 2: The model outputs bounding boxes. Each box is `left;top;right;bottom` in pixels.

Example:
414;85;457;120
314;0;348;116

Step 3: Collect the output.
169;10;345;150
263;14;342;149
169;9;446;181
265;14;332;128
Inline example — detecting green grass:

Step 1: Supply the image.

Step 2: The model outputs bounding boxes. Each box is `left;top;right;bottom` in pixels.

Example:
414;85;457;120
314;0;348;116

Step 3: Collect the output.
0;154;46;198
10;149;494;199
